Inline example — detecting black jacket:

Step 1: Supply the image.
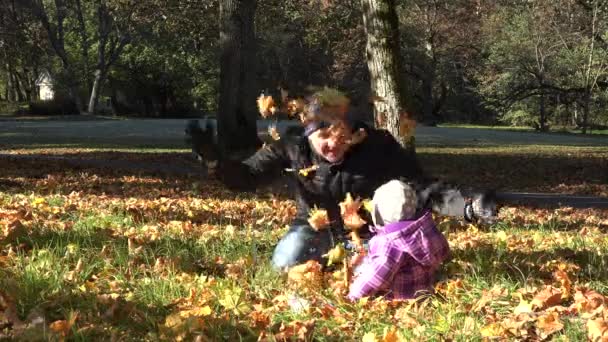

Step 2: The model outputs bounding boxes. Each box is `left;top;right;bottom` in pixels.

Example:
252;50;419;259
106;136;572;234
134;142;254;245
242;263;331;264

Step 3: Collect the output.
219;123;428;228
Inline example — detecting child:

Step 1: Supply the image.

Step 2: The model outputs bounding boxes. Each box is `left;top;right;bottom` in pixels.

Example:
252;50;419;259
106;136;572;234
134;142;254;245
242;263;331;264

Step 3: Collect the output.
347;180;450;301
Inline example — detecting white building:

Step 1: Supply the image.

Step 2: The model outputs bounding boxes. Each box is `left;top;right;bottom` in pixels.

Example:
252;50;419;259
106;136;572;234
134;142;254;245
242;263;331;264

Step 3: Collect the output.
35;70;54;100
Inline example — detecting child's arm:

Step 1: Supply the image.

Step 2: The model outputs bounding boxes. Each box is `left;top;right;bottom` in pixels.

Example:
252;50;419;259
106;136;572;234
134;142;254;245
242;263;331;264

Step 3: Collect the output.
347;245;403;301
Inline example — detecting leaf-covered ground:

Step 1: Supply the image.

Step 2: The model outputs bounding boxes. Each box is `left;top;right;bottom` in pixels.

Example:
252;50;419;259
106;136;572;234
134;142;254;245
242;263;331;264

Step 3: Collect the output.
1;145;608;341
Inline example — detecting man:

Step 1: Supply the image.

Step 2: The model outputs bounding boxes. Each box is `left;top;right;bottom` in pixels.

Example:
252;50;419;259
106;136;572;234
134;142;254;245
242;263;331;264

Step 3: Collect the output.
189;90;496;270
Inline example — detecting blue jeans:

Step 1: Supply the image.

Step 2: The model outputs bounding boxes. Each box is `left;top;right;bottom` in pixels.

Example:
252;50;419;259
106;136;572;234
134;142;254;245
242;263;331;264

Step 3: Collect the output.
271;225;339;270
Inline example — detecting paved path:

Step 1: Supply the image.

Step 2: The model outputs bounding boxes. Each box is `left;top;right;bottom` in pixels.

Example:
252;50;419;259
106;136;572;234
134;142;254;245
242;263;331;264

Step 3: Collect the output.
1;117;607;149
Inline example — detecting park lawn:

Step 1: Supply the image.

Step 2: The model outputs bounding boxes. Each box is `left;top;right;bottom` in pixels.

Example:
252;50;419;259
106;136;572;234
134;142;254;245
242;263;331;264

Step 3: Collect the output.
439;123;608;136
1;145;608;341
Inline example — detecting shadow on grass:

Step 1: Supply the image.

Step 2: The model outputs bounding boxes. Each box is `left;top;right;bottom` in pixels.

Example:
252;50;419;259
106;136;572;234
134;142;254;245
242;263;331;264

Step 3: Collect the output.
450;241;608;285
0;152;293;200
418;151;608;195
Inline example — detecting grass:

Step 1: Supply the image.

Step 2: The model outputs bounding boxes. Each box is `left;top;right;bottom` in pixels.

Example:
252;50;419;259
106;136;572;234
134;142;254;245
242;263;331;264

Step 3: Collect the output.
1;143;608;340
439;123;608;136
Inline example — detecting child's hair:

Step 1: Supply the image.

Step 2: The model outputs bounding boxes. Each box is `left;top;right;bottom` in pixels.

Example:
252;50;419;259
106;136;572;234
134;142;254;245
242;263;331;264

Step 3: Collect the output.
371;179;418;226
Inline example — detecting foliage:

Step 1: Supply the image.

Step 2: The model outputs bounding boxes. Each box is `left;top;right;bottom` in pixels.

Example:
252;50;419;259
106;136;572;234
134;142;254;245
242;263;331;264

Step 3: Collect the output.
0;0;607;127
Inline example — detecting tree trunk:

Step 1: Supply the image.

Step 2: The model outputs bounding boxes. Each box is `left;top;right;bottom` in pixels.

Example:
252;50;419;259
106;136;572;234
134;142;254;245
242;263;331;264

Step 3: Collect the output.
582;90;591;134
360;0;414;152
88;69;105;114
6;64;14;102
218;0;261;156
539;89;547;131
75;0;91;93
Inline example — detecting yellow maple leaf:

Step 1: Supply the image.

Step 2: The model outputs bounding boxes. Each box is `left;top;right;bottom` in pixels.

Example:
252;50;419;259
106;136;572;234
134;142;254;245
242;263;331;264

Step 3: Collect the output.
179;305;212;318
322;243;346;266
299;164;319;177
287;260;323;293
480;322;505;338
218;288;251;316
339;193;366;231
268;124;281;140
340;193;361;215
257;94;276;118
287;98;306;116
362;331;379;342
308;208;330;231
513;293;534;315
362;199;373;214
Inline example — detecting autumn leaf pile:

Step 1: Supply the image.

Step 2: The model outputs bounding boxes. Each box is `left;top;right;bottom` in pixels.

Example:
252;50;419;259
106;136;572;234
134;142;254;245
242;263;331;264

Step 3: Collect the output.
2;147;608;340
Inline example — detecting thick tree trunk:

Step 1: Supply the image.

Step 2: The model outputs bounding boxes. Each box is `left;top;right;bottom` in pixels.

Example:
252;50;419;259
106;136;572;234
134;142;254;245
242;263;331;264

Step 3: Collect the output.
360;0;414;152
218;0;261;156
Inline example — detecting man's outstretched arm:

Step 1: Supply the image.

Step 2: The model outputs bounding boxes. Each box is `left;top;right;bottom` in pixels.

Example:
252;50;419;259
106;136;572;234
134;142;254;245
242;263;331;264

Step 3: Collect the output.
218;141;290;192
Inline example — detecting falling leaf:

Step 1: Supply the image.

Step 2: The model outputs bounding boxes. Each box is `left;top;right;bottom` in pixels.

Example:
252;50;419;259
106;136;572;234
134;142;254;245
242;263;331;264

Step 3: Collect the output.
257;94;276;118
308;208;330;231
362;199;373;214
339;193;366;231
268;124;281;140
287;98;306;116
298;164;319;177
287;260;323;293
398;113;416;138
322;243;346;266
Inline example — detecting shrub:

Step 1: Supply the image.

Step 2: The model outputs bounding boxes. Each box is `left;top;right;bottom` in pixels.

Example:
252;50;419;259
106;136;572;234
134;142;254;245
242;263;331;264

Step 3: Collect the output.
27;98;79;116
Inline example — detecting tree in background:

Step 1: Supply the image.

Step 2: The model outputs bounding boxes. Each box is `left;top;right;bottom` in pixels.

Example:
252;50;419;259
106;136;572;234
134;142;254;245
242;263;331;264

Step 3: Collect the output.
398;0;485;124
86;0;132;114
476;1;564;131
218;0;261;154
552;0;608;133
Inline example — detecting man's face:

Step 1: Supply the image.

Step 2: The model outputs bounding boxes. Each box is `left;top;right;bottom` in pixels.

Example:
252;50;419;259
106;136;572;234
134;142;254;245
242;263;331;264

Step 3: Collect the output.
308;122;352;163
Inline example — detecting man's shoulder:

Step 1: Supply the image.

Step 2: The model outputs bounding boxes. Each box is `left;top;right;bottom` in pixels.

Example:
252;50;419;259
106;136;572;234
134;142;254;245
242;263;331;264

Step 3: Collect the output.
356;123;400;147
